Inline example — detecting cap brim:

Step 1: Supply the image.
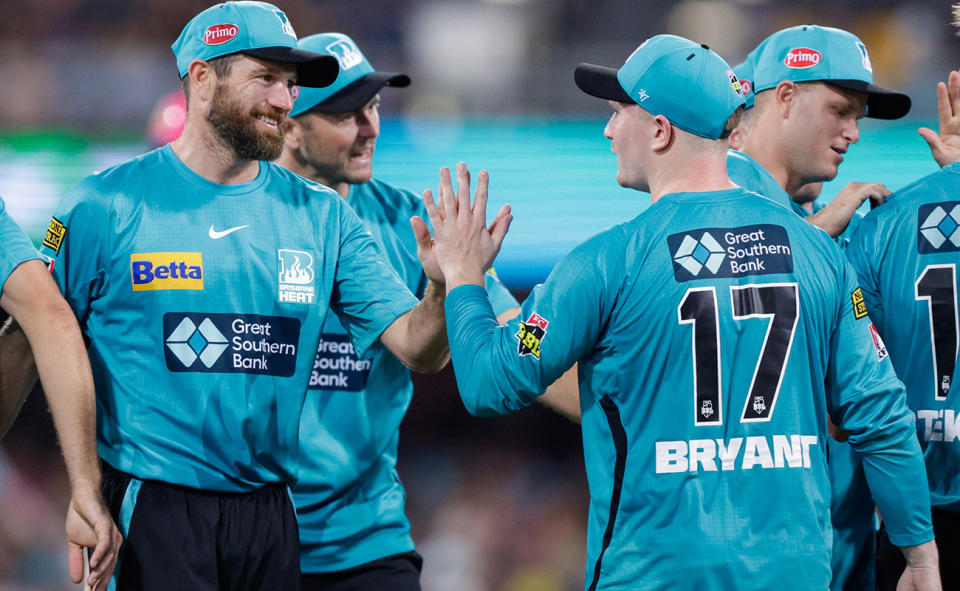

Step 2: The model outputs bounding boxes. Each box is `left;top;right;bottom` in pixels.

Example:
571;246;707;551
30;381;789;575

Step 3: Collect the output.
243;47;339;88
574;63;633;103
308;72;411;113
827;79;912;120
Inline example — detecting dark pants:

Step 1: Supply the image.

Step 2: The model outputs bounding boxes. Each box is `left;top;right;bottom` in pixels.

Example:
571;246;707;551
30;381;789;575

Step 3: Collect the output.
301;552;423;591
876;507;960;590
101;461;300;591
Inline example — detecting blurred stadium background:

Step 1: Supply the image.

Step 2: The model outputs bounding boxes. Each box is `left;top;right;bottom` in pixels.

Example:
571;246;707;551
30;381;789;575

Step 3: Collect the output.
1;0;958;589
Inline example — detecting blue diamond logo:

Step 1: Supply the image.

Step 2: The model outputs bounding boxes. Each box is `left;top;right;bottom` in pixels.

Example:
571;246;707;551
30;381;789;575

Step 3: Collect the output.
939;215;958;238
188;330;208;355
693;242;710;264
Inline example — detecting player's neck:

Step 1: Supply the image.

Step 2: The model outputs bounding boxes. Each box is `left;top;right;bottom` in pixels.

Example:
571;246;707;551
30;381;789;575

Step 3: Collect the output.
648;152;737;203
171;124;261;185
741;120;804;196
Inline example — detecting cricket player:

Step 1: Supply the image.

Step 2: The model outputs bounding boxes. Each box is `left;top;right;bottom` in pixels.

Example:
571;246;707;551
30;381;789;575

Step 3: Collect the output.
12;3;454;588
419;34;941;590
845;66;960;590
275;32;520;589
0;196;121;591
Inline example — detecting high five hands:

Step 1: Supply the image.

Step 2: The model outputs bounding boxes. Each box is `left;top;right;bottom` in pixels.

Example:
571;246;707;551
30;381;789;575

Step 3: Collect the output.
411;163;513;291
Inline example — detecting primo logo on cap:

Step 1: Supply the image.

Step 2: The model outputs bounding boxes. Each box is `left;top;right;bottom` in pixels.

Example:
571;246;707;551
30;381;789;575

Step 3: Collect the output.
203;24;239;45
784;47;822;69
326;39;363;70
673;232;725;276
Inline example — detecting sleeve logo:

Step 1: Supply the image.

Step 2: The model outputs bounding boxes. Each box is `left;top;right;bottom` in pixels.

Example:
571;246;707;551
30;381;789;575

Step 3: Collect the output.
515;312;549;359
851;288;868;319
869;323;888;362
42;217;66;254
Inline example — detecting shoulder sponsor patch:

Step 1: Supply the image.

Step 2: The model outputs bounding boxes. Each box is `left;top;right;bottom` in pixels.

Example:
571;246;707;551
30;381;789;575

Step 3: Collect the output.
309;334;371;391
668;224;793;282
516;312;548;359
43;217;66;254
851;288;868;319
164;312;300;376
918;201;960;253
131;252;203;291
869;323;888;362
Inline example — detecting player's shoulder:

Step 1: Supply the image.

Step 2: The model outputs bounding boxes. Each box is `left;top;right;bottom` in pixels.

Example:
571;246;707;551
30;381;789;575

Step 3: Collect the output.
361;178;424;214
64;148;168;211
266;162;341;201
859;164;960;232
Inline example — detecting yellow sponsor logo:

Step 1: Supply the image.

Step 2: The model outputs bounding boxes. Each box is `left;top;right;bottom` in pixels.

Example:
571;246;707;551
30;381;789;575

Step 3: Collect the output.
131;252;203;291
851;288;868;319
43;217;66;254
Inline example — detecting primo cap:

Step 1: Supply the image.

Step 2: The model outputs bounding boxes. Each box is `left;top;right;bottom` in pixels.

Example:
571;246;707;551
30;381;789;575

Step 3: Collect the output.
290;33;410;117
751;24;910;119
575;34;746;140
172;1;338;88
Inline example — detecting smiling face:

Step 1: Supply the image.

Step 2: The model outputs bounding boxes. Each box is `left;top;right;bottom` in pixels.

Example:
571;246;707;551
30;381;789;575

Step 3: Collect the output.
205;55;297;161
291;95;381;194
782;82;866;184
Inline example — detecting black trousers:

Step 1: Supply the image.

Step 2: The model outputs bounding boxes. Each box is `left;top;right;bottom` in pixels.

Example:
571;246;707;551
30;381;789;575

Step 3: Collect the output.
300;552;423;591
876;507;960;590
101;461;300;591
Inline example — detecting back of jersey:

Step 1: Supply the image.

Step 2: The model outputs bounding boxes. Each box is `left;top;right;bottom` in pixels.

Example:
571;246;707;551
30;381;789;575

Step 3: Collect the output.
566;188;887;590
847;163;960;510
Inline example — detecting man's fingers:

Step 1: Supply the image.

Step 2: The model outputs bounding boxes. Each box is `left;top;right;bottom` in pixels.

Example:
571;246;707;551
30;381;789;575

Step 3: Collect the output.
489;204;513;247
68;543;85;584
410;216;432;247
455;163;472;219
473;170;490;222
918;127;947;164
422;189;442;227
949;70;960;119
438;167;456;220
937;81;951;131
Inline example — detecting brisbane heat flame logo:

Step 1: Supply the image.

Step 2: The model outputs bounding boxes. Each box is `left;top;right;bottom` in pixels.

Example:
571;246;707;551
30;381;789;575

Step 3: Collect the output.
203;24;240;45
784;47;822;69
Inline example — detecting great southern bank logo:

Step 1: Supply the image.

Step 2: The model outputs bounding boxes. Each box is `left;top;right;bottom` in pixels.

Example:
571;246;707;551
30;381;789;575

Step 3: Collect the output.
919;203;960;253
673;232;725;276
166;317;228;368
163;313;301;376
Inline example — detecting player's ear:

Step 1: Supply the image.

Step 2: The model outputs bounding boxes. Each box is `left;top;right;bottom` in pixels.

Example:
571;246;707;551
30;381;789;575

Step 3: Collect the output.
775;80;799;118
282;117;302;150
651;114;673;152
188;59;217;109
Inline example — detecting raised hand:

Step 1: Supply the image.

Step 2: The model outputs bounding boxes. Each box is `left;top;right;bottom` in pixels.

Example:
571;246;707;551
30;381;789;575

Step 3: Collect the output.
918;70;960;168
412;163;512;291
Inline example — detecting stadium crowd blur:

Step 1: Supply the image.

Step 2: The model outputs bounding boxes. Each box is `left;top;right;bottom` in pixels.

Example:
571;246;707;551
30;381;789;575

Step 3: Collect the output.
2;0;960;589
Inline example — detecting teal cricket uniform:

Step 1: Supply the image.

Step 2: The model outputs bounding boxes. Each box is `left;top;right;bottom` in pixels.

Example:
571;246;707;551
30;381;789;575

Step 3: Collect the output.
41;145;419;492
294;179;519;572
0;197;42;294
729;148;875;590
846;162;960;510
445;188;932;590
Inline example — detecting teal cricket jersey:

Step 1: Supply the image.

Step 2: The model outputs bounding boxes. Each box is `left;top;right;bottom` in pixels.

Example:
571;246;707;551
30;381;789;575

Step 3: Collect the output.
728;149;811;217
847;161;960;511
0;196;42;294
41;145;418;492
293;179;519;572
445;188;932;591
729;149;875;591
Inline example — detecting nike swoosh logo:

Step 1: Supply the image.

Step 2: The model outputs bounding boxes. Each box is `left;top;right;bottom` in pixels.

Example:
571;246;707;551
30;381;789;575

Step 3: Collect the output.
208;224;249;239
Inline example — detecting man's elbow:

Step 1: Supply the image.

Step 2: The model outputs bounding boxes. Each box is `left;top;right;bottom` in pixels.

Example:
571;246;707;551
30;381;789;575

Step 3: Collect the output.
405;352;450;374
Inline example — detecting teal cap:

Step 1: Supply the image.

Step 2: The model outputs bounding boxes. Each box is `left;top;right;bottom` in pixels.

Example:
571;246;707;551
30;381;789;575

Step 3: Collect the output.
733;45;761;109
172;1;338;88
575;34;745;140
751;24;910;119
290;33;410;117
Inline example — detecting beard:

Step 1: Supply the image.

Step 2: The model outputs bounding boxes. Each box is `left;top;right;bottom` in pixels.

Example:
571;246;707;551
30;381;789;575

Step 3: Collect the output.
206;82;286;161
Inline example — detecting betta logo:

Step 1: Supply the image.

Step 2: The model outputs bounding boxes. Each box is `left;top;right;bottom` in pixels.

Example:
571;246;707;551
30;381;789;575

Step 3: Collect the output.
784;48;822;69
203;24;240;46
